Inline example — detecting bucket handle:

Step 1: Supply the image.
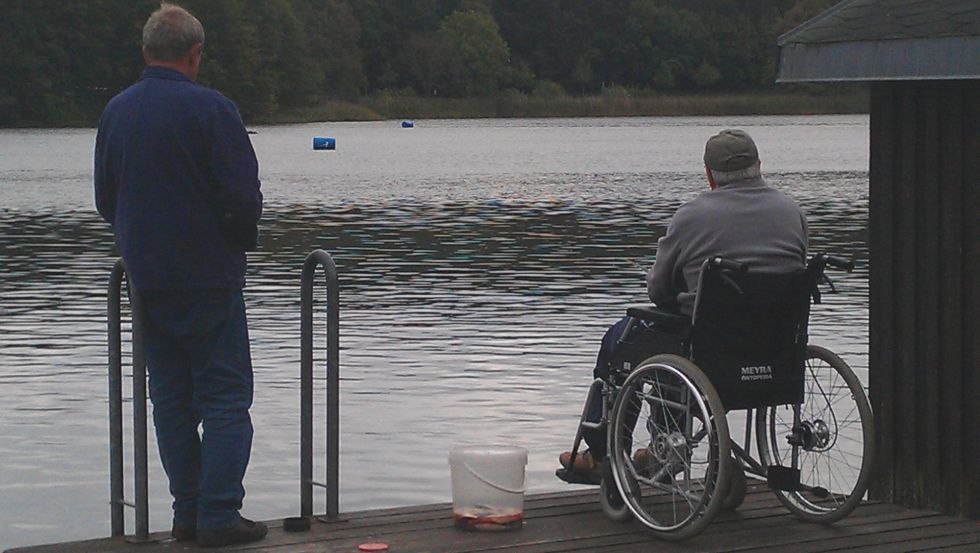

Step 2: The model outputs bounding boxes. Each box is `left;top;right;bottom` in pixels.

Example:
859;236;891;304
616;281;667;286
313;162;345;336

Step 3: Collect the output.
460;460;526;495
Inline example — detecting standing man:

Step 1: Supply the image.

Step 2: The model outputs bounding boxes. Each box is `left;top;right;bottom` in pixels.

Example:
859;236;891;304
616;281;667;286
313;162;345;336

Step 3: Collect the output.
559;129;808;476
94;3;265;547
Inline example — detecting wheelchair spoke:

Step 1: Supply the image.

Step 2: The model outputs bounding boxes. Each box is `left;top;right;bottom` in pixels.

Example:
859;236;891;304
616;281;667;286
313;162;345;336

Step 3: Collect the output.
608;357;729;539
757;345;874;523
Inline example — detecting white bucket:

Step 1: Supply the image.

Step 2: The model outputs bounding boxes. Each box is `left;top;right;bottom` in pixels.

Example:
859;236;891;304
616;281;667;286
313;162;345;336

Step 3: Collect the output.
449;445;528;531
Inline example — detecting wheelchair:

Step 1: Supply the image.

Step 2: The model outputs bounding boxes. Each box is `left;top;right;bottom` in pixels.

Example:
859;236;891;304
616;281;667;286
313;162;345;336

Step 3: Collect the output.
557;254;875;540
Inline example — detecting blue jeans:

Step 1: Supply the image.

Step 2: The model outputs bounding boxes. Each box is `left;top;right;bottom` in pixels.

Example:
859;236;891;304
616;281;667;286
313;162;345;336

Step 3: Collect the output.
582;317;631;457
583;316;682;458
139;288;254;530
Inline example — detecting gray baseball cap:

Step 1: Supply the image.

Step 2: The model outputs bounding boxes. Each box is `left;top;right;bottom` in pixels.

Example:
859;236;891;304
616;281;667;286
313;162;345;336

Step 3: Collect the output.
703;129;759;171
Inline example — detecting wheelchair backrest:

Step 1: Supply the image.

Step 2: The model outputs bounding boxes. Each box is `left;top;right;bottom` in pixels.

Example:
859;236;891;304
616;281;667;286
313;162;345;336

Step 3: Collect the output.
690;261;814;411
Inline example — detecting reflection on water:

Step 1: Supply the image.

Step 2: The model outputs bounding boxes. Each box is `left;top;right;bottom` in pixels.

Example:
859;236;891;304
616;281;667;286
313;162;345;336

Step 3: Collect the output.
0;116;868;549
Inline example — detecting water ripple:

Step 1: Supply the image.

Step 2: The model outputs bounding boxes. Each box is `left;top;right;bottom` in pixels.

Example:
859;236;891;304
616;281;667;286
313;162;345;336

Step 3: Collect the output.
0;117;869;549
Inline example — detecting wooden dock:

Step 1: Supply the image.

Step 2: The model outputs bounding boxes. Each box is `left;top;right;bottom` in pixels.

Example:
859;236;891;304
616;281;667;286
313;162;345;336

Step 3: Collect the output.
8;482;978;552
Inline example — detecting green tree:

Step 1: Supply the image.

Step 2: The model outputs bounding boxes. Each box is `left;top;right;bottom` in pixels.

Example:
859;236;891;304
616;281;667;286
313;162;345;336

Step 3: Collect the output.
774;0;839;36
494;0;606;92
351;0;457;91
693;61;722;88
295;0;366;99
178;0;267;118
396;32;442;95
272;2;323;108
433;8;513;97
0;0;851;126
0;2;72;125
0;0;153;125
600;1;708;91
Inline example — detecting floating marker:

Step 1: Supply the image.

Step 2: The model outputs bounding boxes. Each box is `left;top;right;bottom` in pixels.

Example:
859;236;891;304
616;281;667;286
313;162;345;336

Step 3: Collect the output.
312;136;336;150
401;120;414;128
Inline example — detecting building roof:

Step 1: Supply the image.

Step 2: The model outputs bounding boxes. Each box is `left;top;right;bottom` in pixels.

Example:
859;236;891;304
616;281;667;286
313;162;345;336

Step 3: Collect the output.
776;0;980;82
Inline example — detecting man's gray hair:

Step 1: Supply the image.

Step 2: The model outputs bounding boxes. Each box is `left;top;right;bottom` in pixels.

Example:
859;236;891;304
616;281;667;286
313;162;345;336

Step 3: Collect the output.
708;161;762;186
142;3;204;61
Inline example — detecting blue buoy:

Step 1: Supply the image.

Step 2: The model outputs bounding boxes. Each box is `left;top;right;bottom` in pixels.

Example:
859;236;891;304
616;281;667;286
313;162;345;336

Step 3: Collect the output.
401;120;414;128
313;136;336;150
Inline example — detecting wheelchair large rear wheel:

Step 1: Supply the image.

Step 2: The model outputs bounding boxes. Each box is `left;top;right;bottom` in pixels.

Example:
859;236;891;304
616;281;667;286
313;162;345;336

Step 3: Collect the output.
756;344;874;523
608;354;730;540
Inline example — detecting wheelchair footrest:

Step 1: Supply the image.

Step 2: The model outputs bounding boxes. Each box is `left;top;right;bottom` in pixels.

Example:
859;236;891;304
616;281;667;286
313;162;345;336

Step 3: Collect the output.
555;467;601;486
766;465;801;491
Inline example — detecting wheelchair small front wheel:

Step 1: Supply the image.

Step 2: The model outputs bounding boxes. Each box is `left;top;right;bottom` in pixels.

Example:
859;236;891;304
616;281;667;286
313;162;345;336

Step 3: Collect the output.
756;344;874;523
720;455;747;512
608;354;730;541
598;458;633;522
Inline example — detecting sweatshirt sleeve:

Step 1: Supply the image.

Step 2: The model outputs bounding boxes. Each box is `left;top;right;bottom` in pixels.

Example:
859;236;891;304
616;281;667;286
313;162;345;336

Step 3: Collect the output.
207;96;263;251
647;214;685;307
93;114;116;225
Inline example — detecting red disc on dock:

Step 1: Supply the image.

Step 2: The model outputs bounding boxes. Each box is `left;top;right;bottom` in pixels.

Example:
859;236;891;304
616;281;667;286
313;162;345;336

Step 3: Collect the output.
358;543;389;552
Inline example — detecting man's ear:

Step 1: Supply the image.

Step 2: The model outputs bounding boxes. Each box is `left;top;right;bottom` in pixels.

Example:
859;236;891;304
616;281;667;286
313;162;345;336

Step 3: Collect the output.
187;42;203;78
189;43;203;63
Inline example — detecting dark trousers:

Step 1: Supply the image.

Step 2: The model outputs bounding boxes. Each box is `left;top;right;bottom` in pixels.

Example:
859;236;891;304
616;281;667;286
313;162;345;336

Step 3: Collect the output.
139;288;254;530
583;316;682;458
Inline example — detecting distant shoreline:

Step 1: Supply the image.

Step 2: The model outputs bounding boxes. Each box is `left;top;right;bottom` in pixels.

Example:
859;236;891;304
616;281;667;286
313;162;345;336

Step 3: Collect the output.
2;89;869;129
260;89;869;125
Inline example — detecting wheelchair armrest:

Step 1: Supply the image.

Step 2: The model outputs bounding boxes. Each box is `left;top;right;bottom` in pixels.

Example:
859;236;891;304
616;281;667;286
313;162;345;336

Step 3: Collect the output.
625;304;691;330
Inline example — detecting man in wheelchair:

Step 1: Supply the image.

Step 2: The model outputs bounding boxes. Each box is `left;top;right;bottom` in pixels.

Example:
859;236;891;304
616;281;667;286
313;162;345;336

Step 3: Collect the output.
558;129;809;480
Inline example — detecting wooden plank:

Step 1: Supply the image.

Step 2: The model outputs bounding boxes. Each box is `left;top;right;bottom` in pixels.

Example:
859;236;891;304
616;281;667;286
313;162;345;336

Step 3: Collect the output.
937;79;965;518
868;77;978;520
914;80;942;511
962;79;980;520
609;518;976;553
914;545;980;553
852;531;980;552
294;487;786;553
867;81;897;505
894;81;919;508
867;79;978;519
5;488;978;553
716;519;977;553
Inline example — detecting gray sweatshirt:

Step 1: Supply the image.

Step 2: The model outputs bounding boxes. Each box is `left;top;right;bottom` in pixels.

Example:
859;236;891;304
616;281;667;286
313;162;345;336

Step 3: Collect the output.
646;176;808;314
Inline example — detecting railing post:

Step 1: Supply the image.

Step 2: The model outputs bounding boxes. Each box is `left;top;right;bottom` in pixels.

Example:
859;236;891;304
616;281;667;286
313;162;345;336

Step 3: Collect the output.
300;249;340;521
131;290;150;540
106;259;150;542
108;260;125;537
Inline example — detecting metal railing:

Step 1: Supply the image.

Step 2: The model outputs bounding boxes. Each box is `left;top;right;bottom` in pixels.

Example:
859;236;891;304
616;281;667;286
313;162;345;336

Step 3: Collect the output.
106;249;341;540
300;249;341;521
107;259;150;542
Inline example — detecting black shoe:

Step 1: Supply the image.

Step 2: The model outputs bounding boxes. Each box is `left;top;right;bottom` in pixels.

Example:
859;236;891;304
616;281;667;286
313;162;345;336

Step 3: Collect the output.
171;523;196;542
196;517;268;548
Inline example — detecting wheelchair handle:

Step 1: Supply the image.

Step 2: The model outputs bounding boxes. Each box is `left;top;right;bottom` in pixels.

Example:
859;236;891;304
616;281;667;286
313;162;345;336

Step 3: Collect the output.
708;257;749;273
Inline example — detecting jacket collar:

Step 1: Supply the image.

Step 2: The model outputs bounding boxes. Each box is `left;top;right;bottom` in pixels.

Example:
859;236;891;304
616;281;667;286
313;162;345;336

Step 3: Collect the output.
140;65;194;83
717;175;767;190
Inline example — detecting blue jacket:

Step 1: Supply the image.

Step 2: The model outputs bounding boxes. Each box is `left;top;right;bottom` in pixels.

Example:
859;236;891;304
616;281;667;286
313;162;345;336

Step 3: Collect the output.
94;66;262;290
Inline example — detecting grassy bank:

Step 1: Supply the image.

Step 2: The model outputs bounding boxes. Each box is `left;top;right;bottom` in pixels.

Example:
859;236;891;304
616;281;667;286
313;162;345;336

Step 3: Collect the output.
267;87;869;124
5;88;869;128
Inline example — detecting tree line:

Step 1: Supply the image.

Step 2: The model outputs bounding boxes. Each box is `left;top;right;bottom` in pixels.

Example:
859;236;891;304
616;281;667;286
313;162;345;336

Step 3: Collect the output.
0;0;836;126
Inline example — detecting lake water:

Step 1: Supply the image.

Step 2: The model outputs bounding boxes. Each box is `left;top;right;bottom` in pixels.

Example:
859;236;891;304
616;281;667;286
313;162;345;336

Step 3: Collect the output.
0;115;869;549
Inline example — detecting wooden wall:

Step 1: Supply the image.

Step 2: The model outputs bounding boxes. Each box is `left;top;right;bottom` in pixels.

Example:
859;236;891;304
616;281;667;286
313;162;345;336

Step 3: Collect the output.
869;80;979;518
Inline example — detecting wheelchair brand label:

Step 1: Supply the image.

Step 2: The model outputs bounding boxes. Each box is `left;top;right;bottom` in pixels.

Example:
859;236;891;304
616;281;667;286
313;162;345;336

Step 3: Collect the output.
740;365;773;381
